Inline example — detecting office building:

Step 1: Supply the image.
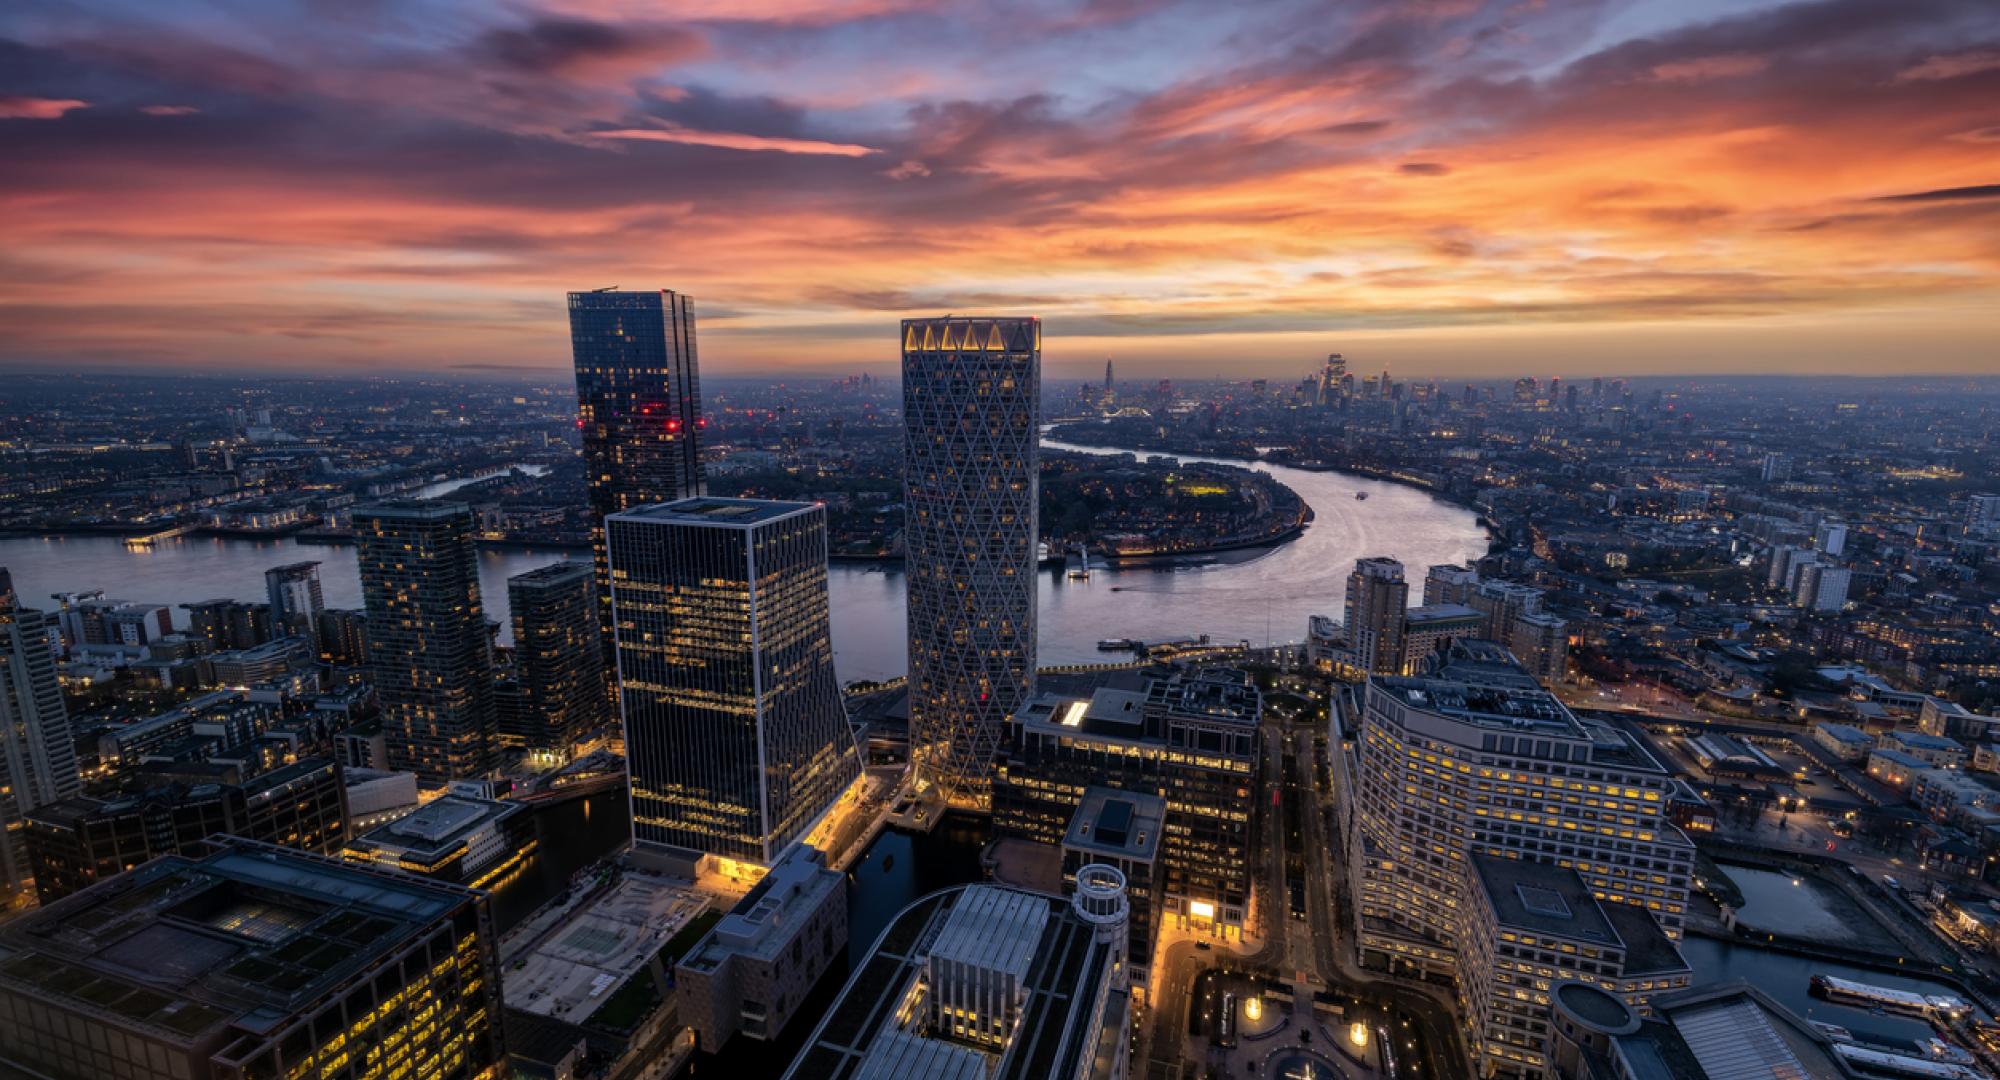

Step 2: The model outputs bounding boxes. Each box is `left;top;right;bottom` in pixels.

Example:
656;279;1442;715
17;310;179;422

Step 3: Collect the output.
676;844;848;1051
1061;786;1164;986
0;838;505;1080
902;315;1042;808
1459;855;1690;1077
606;498;860;869
22;758;349;903
1760;453;1791;483
568;289;706;651
505;561;610;755
1345;557;1409;674
996;668;1260;938
1343;641;1693;983
264;561;324;649
784;875;1132;1080
1811;522;1848;557
315;608;368;665
1;590;81;904
355;501;496;782
343;794;534;889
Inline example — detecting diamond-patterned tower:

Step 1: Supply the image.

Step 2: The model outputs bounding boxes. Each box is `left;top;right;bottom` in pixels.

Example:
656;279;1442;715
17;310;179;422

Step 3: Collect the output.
902;316;1041;809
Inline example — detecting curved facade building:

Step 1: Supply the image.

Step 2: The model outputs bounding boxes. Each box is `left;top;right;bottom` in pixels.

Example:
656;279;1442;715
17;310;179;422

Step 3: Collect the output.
902;316;1041;809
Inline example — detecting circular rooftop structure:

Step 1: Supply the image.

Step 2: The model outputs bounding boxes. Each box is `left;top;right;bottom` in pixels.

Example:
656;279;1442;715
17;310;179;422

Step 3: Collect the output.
1551;980;1641;1035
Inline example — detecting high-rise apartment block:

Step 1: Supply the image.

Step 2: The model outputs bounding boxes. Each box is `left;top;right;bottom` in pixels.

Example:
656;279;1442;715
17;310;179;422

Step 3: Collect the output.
1343;642;1692;987
264;561;325;647
1966;493;2000;534
354;501;496;782
902;315;1041;808
1345;557;1409;674
505;561;610;755
606;498;860;869
569;289;706;649
1424;563;1480;606
0;587;81;904
0;838;505;1080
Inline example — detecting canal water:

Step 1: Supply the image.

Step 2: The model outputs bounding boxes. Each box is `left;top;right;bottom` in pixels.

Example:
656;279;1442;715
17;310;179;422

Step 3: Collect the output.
488;787;635;932
0;442;1488;677
1680;935;1974;1049
1715;861;1899;951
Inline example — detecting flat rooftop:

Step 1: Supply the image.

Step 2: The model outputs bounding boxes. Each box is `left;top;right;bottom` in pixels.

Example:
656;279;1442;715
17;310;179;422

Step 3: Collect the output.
0;840;476;1045
1473;854;1615;946
349;795;521;858
504;872;709;1022
610;496;815;528
682;845;842;972
1015;687;1150;739
785;884;1120;1080
1377;676;1583;738
1064;786;1164;863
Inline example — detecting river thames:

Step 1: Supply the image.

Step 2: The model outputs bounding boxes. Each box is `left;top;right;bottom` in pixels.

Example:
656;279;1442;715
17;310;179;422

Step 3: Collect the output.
0;440;1487;678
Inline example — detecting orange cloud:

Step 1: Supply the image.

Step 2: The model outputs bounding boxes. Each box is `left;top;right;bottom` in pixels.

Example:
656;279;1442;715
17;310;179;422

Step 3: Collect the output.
593;126;878;155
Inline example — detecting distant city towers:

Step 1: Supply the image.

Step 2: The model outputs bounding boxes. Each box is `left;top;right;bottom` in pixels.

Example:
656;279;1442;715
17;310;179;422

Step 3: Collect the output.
0;577;81;904
606;498;860;867
568;289;706;651
902;316;1042;809
354;501;496;781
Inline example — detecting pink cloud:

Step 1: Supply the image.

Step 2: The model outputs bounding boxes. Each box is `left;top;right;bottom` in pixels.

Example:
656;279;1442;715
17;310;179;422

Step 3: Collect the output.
1646;54;1767;83
0;96;90;119
140;104;201;116
594;126;877;156
1894;49;2000;83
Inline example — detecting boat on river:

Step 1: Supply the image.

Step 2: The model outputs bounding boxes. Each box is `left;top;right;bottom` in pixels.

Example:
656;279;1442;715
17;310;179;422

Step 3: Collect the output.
1809;974;1971;1021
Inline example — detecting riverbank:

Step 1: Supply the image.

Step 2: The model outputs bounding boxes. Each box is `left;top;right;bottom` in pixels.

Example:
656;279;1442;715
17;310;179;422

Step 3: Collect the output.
1044;425;1500;553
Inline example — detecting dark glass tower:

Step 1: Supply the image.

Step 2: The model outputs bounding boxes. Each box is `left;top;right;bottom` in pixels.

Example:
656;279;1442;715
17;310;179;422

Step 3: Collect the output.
606;497;860;867
354;501;495;781
902;316;1041;809
568;289;706;652
506;561;610;755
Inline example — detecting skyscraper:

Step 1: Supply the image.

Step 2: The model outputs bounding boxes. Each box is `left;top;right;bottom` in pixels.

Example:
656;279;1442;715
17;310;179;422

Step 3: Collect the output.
264;560;324;647
505;561;609;755
354;501;495;781
1344;556;1408;675
568;289;706;650
902;315;1041;808
606;497;860;868
0;580;80;905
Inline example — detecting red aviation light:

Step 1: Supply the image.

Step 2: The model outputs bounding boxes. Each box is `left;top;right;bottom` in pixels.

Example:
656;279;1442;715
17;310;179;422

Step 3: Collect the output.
666;418;683;433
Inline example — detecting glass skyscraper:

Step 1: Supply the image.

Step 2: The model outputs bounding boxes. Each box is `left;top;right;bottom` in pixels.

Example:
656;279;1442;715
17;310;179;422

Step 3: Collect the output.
568;289;706;651
0;582;80;906
264;560;324;647
606;497;860;867
354;501;495;782
901;316;1041;809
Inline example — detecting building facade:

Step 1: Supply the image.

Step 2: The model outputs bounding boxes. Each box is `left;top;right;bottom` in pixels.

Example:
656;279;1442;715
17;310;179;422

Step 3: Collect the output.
23;758;349;903
1345;557;1409;674
265;561;325;648
355;501;496;782
1344;642;1693;983
568;289;706;651
505;561;610;756
0;838;505;1080
995;668;1261;938
606;498;860;868
676;844;848;1051
902;315;1042;808
0;594;81;904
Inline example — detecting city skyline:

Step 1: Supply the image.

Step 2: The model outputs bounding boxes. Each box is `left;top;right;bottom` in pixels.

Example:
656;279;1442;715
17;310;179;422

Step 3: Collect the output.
3;2;1998;377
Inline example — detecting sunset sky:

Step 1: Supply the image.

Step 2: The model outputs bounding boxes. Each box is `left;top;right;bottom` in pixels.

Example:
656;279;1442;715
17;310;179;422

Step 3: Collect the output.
2;0;1997;379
